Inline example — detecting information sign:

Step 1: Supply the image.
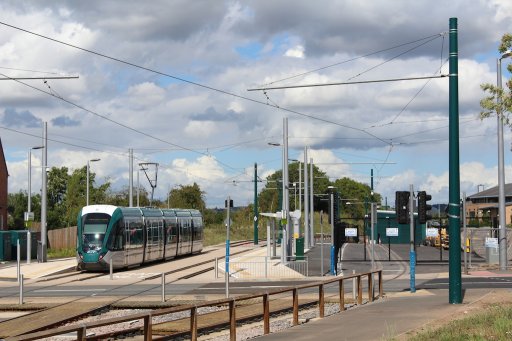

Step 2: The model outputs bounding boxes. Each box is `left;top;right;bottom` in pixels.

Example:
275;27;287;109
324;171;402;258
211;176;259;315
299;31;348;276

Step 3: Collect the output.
485;237;498;248
344;228;357;237
426;228;439;237
386;228;399;237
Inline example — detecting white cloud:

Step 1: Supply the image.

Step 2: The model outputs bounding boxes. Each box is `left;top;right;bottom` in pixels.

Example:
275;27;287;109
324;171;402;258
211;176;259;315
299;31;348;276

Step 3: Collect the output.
0;1;510;209
285;45;305;59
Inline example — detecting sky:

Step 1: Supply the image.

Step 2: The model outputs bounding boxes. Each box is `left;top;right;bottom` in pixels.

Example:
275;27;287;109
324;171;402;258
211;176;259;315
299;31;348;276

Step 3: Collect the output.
0;0;512;209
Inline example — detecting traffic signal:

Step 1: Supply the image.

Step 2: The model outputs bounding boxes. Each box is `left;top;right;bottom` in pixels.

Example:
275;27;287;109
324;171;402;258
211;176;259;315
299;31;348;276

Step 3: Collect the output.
418;191;432;224
333;191;340;224
329;191;340;224
395;191;410;224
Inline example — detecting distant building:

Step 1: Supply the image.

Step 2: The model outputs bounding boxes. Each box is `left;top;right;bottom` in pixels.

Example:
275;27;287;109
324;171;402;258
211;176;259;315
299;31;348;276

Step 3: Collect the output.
465;184;512;226
0;139;8;230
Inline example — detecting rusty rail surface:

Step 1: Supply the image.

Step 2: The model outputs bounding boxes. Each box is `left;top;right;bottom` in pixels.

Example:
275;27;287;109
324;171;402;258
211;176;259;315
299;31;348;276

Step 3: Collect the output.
6;269;383;341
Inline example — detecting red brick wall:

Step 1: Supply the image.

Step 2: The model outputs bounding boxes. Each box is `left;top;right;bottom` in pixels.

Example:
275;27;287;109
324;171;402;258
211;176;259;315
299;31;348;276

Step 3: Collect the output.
0;140;7;230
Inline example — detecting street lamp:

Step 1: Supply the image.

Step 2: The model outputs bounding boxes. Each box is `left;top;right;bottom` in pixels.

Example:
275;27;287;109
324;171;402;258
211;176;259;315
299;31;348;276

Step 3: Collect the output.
86;158;100;206
27;146;44;216
497;50;512;270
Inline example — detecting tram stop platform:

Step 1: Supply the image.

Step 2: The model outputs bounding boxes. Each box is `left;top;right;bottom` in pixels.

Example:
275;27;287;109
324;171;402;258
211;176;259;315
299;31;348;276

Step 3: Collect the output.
0;257;76;282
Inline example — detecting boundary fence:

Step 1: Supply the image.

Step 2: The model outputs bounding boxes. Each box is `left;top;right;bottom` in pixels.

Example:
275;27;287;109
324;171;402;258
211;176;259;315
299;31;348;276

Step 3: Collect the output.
6;269;383;341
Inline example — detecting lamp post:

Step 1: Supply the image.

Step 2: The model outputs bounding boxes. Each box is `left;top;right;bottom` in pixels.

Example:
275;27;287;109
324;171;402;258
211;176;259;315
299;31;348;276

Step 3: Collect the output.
27;146;44;216
497;50;512;270
86;158;100;206
268;121;292;262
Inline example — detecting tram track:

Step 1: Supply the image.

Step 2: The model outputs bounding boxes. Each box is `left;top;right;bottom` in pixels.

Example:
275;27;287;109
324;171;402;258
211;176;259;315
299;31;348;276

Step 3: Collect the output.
0;240;254;301
0;241;262;339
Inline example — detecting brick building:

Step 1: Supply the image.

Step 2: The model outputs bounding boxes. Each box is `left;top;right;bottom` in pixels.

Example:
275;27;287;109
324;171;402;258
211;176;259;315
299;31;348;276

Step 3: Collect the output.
0;139;8;230
465;184;512;226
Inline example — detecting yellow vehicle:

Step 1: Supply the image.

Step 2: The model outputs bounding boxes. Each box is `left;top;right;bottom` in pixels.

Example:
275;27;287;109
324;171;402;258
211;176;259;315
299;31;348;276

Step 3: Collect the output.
428;227;447;248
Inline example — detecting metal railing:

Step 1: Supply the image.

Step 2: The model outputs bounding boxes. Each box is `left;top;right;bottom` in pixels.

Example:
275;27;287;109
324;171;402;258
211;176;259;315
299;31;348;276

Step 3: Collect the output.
6;269;383;341
216;256;308;278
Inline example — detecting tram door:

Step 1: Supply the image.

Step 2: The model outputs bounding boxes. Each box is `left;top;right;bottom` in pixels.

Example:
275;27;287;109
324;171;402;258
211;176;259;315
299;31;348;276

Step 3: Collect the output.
125;218;144;266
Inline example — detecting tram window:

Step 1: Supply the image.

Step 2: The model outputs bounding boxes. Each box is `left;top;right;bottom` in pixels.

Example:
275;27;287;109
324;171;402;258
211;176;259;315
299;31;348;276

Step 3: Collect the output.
108;222;124;251
127;219;143;246
82;213;110;251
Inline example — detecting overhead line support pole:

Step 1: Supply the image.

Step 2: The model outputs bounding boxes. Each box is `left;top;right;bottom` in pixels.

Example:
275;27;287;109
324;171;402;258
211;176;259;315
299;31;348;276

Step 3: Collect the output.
448;17;462;304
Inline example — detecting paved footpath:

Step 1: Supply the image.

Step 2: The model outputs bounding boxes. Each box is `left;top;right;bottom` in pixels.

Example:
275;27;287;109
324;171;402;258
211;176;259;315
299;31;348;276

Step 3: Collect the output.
257;288;502;341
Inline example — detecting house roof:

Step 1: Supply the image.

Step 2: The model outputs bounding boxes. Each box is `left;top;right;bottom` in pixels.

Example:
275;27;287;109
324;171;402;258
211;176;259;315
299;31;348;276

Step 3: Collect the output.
468;183;512;199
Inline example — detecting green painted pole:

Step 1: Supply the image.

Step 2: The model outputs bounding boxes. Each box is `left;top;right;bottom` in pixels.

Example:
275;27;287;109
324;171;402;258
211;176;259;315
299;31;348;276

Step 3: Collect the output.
448;17;462;304
254;163;259;245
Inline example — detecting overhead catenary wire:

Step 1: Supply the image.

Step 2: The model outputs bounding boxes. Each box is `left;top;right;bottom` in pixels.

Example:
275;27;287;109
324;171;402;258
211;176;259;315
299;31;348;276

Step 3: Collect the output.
0;21;392;147
1;20;471;188
261;32;446;86
0;71;243;172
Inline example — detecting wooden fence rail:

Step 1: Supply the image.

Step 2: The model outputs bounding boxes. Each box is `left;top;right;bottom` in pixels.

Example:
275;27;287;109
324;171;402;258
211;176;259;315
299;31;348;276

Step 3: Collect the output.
6;269;383;341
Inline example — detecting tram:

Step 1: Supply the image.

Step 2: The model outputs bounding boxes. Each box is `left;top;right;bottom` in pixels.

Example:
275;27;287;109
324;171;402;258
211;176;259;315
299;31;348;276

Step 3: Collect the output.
76;205;203;271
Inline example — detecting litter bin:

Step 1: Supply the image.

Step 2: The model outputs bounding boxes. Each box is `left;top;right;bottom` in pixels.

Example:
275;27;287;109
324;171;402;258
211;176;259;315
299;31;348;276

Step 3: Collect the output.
0;232;11;261
295;237;304;260
10;231;28;260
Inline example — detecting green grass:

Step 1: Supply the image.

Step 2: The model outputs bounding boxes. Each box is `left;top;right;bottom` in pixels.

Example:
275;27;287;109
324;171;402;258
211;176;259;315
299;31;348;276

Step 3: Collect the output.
204;211;329;246
47;248;75;259
204;223;266;246
409;304;512;341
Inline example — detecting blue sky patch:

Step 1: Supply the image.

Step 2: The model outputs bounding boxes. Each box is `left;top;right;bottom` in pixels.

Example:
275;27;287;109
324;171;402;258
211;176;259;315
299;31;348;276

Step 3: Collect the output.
236;41;263;60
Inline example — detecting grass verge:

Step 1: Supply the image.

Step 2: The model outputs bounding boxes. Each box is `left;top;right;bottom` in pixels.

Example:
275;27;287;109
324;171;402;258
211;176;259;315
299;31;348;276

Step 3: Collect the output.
47;247;75;259
409;303;512;341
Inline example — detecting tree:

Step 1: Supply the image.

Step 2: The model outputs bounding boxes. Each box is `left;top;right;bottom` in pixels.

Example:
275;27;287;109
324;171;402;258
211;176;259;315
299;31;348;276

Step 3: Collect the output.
7;192;41;230
258;162;331;214
44;166;111;229
47;167;70;208
168;183;206;211
7;191;27;229
480;34;512;125
63;167;111;227
332;177;381;220
47;167;70;229
203;208;224;225
105;185;150;207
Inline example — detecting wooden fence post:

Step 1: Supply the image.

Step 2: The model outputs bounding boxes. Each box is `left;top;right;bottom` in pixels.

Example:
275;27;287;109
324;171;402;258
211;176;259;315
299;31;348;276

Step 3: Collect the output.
263;293;270;334
319;284;325;318
190;306;197;341
293;288;299;326
339;278;345;311
229;300;236;341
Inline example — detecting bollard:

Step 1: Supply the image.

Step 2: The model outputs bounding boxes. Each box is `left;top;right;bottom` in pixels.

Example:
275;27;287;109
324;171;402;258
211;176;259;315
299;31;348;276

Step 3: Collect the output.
161;273;166;302
352;270;356;300
17;240;21;283
27;231;31;265
19;274;24;305
109;257;113;280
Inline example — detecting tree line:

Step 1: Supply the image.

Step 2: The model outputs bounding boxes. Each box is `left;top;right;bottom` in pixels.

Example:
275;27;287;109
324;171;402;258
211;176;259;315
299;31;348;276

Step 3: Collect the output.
7;163;380;230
